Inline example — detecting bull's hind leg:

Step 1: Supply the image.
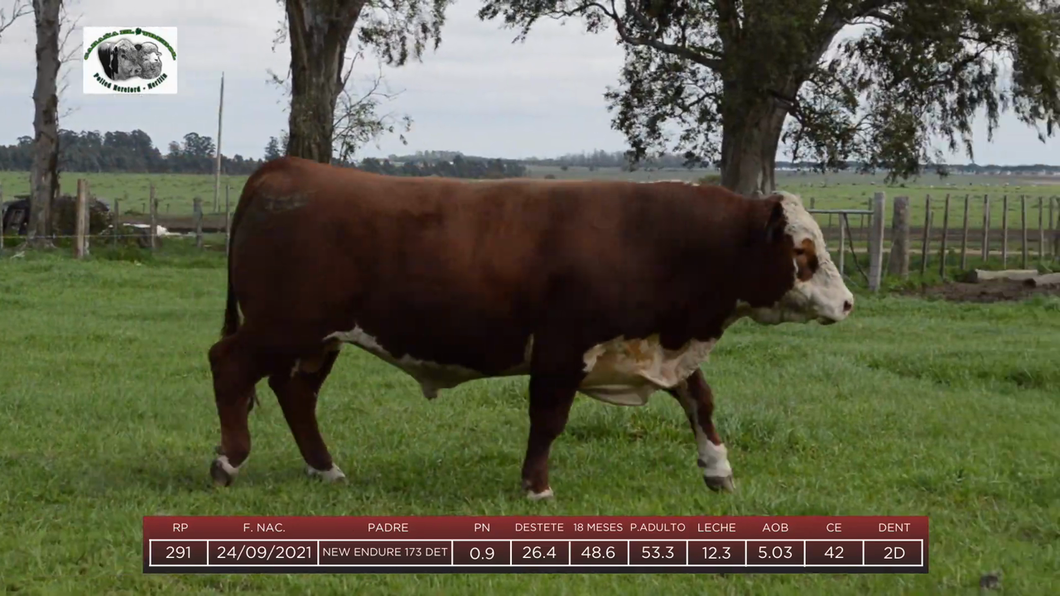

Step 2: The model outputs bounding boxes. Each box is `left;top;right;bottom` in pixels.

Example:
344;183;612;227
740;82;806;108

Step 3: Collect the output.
667;369;735;493
267;346;346;483
208;332;267;487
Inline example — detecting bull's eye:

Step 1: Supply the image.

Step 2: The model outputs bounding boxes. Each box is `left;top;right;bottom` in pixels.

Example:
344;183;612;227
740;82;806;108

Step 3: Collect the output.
793;247;805;256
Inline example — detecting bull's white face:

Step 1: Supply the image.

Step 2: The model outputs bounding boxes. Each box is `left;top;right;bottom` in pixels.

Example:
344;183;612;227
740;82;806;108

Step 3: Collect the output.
745;191;855;326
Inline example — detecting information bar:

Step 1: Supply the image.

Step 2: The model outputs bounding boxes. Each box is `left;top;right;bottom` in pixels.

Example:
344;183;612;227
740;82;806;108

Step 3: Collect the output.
143;516;928;574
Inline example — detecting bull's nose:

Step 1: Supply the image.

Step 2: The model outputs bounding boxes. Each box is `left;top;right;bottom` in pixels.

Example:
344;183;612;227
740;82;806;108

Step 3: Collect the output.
843;299;854;314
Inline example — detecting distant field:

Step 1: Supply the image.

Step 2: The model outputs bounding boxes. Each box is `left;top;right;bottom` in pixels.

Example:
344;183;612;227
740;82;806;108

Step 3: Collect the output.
1;251;1058;594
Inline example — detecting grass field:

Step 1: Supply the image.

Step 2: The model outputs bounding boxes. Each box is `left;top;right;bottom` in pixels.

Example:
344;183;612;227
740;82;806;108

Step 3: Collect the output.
1;245;1058;594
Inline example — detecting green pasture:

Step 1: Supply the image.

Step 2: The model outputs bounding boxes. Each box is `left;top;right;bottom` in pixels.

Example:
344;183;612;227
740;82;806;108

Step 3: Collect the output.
2;169;1058;244
0;246;1058;594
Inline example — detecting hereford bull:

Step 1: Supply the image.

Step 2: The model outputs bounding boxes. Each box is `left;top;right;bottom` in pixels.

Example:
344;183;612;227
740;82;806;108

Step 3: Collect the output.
207;156;854;499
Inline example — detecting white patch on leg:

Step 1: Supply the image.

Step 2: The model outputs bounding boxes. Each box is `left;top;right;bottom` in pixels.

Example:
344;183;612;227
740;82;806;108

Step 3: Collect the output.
527;488;554;501
698;439;732;479
306;464;346;482
672;384;733;481
216;455;241;477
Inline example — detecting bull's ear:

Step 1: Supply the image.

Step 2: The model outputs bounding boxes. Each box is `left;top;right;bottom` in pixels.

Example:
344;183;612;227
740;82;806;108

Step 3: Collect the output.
764;199;785;244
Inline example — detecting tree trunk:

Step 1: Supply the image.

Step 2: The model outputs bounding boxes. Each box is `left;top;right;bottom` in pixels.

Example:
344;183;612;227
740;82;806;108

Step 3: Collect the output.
718;92;787;196
284;0;366;163
26;0;61;249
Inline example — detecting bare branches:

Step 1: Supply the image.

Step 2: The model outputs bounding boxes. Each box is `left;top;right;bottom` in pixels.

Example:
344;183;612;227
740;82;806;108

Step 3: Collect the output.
0;0;30;40
267;38;413;162
332;48;413;161
56;2;82;122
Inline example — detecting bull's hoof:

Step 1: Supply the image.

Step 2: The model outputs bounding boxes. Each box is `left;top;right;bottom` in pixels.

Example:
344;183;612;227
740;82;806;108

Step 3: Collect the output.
306;465;347;483
704;474;736;493
210;459;234;487
526;487;554;501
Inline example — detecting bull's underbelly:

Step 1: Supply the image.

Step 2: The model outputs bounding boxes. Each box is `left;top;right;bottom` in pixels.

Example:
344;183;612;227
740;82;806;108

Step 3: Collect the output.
324;327;716;406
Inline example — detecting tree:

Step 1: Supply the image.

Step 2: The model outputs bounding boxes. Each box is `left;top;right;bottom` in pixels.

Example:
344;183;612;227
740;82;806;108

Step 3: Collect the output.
264;136;283;161
275;0;453;164
25;0;62;249
477;0;1060;195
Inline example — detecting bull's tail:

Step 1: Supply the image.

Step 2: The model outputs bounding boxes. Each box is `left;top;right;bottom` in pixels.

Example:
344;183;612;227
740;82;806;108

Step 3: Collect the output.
221;256;257;411
221;263;240;337
217;164;277;411
221;199;241;338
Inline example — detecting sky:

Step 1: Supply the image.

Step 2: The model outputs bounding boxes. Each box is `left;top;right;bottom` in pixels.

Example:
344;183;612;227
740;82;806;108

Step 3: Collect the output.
0;0;1058;165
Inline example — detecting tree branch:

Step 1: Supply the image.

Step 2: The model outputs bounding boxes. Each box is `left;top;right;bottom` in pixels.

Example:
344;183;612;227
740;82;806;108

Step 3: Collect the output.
608;0;722;69
529;0;723;69
56;5;81;122
0;0;29;40
861;9;898;26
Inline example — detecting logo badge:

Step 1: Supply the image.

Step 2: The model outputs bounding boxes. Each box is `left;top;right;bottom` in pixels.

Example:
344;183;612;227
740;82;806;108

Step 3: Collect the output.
82;27;178;95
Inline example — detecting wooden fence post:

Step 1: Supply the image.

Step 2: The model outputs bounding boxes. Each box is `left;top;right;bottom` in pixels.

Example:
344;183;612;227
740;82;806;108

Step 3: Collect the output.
887;196;910;278
838;214;846;276
1038;196;1044;262
981;194;990;263
149;183;158;251
960;194;970;269
1047;196;1055;256
863;197;870;236
1050;196;1057;257
868;191;886;292
1001;195;1008;266
939;193;950;277
1021;195;1028;269
74;179;89;259
920;195;931;276
193;197;204;249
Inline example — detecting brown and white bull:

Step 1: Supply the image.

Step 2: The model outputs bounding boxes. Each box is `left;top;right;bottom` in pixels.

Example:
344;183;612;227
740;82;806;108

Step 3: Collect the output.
207;156;854;499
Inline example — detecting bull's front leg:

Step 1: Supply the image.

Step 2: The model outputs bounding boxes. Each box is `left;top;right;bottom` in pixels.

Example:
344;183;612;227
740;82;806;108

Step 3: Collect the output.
520;370;579;500
667;369;735;492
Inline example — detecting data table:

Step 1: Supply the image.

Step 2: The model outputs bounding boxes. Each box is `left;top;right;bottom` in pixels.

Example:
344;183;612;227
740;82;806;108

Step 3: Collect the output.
143;515;928;574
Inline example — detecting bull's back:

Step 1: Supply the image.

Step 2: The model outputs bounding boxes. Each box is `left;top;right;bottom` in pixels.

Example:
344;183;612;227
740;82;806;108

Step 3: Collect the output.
228;158;604;362
236;158;634;288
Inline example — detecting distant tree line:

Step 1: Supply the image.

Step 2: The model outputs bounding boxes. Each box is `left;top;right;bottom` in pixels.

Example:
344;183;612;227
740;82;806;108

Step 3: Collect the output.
386;148;1060;177
0;130;267;175
265;138;528;178
0;130;1055;179
0;129;527;179
355;155;527;178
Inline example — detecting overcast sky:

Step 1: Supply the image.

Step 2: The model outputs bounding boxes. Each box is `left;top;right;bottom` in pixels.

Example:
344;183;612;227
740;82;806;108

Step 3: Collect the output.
1;0;1058;164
